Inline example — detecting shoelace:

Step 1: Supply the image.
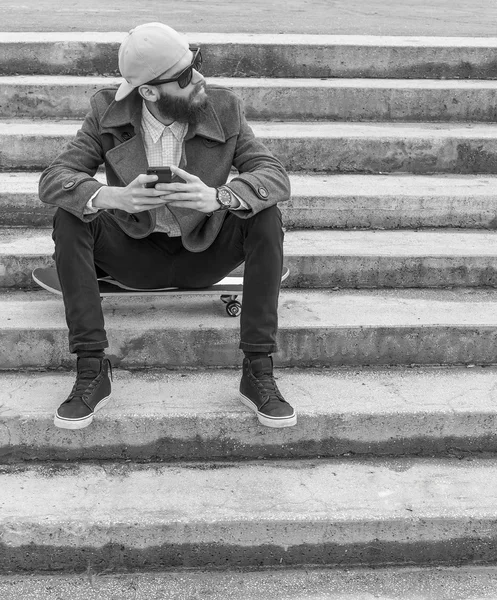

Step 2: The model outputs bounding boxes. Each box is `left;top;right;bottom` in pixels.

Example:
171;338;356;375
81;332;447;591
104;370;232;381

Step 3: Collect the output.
65;361;112;408
253;372;285;409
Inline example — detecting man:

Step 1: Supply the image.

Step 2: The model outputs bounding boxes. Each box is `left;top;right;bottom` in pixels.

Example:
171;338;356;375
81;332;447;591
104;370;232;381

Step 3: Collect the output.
39;22;296;431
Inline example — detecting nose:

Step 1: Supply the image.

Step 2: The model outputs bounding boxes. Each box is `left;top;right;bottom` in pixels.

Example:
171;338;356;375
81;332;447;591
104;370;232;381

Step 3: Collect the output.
191;69;204;85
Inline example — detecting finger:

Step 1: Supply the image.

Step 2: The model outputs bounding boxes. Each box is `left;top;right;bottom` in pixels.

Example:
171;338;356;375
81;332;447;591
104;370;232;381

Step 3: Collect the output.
158;192;196;201
133;197;169;208
136;173;158;186
170;165;197;182
135;188;173;197
155;182;190;192
131;201;169;212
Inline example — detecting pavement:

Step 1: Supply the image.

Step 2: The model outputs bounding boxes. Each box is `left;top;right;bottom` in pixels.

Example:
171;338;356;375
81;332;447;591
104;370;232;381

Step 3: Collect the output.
0;0;496;36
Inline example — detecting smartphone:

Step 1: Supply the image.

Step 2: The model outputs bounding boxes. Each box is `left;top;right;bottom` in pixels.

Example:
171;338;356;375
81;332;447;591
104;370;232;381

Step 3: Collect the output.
145;166;186;188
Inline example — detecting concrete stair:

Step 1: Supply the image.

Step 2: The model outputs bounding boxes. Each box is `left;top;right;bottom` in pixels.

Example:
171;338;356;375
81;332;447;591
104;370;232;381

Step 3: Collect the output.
2;33;497;79
2;31;497;575
6;287;497;369
6;76;497;121
2;458;497;571
2;366;497;461
2;172;497;229
5;120;497;173
6;227;497;288
2;566;497;599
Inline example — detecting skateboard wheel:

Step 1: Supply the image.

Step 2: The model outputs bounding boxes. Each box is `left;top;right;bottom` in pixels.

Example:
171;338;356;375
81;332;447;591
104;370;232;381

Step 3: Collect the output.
226;301;242;317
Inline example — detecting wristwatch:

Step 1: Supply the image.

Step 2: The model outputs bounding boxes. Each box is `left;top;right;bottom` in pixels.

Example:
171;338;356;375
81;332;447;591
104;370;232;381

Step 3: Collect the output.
215;186;233;210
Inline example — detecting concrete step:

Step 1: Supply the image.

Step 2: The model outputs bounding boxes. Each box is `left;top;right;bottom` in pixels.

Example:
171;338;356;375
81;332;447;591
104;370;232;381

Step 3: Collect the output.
3;120;497;174
3;172;497;229
2;33;497;79
2;365;497;462
6;227;497;289
7;226;497;288
5;76;497;122
3;287;497;369
2;566;497;600
1;457;496;571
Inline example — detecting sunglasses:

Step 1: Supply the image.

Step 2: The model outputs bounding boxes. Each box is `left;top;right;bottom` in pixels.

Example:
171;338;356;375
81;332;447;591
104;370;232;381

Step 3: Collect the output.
146;48;203;89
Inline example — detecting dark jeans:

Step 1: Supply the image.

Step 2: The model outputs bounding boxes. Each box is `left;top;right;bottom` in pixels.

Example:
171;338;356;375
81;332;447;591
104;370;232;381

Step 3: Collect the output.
52;206;284;355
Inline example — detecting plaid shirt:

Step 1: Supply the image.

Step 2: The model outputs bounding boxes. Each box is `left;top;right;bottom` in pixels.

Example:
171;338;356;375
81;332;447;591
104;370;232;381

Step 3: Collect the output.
141;102;187;236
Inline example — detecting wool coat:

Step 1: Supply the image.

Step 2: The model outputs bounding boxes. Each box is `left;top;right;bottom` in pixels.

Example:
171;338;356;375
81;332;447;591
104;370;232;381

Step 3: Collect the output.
39;85;291;252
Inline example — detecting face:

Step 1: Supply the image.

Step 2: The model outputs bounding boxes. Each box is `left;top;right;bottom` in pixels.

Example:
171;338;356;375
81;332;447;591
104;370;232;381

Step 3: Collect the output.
142;49;208;124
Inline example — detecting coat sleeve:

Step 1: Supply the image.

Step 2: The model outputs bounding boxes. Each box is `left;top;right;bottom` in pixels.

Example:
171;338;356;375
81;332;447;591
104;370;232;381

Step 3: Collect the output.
38;99;106;222
224;101;291;219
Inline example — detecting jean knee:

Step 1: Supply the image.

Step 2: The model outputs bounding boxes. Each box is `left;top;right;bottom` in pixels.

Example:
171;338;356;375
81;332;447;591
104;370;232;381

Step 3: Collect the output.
53;207;92;238
257;204;282;222
53;207;78;230
249;205;284;241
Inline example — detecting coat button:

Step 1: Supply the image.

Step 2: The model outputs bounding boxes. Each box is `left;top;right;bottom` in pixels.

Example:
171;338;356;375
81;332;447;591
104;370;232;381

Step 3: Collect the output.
258;186;269;199
63;180;76;190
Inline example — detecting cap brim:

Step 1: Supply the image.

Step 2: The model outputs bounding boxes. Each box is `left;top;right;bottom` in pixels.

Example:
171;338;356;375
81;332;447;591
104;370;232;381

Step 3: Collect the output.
115;80;137;101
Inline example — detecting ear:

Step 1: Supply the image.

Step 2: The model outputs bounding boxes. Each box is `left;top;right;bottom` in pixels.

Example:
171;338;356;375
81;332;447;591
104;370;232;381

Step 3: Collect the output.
138;85;159;102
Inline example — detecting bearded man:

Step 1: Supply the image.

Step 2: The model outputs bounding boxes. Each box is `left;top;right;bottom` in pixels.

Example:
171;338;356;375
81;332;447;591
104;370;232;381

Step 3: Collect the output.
39;22;296;431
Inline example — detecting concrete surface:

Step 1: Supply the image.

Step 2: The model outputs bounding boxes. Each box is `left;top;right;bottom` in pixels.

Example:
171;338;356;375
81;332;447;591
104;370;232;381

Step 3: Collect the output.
3;33;497;79
287;173;497;229
6;76;497;121
8;227;497;289
2;365;497;461
3;172;497;230
3;566;497;600
4;288;497;368
0;0;497;37
6;566;497;599
1;458;497;570
5;119;497;174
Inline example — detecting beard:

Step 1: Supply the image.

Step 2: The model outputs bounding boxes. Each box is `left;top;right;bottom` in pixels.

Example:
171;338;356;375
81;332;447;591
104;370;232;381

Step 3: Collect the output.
155;82;209;125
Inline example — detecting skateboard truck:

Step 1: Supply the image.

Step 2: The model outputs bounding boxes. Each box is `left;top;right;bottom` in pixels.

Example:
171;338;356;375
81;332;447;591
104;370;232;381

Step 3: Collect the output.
220;295;242;317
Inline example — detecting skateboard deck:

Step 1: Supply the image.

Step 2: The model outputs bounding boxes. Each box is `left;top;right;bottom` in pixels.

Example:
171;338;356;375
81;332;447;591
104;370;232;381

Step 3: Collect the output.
32;266;290;317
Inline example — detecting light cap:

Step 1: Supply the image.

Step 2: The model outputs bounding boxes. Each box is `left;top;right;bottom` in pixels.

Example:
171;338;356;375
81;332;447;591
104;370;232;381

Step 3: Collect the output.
116;22;190;101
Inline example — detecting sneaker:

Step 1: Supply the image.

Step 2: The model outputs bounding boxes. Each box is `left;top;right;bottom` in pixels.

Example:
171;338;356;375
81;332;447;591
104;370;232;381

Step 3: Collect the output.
239;356;296;428
54;357;113;430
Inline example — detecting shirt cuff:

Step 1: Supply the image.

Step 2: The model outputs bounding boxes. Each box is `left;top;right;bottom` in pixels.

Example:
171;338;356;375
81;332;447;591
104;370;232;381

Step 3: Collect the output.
83;188;103;214
229;190;249;211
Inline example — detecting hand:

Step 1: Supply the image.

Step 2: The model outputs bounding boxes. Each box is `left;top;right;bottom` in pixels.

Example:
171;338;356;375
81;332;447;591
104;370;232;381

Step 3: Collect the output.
154;166;219;214
93;174;171;214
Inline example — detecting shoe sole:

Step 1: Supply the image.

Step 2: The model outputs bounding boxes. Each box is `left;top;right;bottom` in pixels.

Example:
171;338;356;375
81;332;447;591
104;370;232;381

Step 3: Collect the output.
53;394;112;430
239;393;297;428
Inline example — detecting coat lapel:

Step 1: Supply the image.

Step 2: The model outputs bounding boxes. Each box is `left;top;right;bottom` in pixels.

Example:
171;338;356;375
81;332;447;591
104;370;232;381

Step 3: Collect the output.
99;93;149;185
185;101;226;144
105;135;149;185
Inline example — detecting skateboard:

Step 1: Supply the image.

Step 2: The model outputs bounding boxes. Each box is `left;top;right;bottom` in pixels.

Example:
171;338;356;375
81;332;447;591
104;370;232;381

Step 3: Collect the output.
32;266;290;317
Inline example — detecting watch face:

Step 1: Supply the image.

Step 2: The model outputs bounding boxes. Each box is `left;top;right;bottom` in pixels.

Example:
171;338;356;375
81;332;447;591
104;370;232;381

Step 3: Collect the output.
218;189;232;207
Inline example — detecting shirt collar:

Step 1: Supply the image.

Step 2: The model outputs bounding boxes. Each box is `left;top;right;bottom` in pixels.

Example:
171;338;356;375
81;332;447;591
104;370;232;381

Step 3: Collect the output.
141;101;188;144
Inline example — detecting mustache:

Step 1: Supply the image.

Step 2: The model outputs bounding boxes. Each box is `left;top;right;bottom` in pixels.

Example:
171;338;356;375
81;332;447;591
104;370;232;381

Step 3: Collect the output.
192;80;206;96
